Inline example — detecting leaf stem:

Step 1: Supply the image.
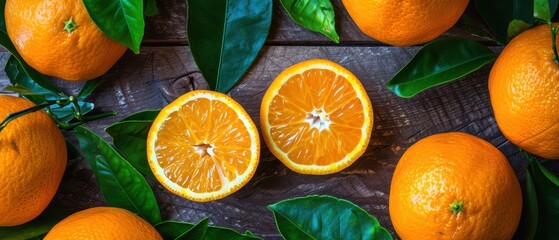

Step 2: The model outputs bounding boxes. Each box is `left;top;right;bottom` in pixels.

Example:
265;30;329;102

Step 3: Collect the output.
0;101;58;132
550;22;559;65
63;111;118;131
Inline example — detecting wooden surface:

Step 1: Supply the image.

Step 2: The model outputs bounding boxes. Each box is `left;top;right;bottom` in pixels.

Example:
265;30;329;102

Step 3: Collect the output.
1;1;558;239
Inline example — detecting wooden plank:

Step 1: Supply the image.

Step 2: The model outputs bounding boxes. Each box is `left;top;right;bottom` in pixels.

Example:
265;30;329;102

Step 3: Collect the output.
2;45;555;239
143;0;489;45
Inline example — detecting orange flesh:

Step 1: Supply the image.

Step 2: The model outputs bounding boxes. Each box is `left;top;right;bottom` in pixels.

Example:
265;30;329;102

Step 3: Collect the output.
268;69;365;166
153;98;252;193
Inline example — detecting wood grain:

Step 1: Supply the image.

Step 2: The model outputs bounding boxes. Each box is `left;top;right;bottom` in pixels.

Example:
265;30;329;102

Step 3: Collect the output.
143;0;489;45
1;45;555;239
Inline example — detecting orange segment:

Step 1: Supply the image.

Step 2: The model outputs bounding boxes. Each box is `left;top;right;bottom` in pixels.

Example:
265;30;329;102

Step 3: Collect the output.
261;59;373;175
147;90;260;202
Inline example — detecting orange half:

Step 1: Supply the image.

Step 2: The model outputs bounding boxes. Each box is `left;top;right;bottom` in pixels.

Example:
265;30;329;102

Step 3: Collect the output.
147;90;260;202
260;59;373;175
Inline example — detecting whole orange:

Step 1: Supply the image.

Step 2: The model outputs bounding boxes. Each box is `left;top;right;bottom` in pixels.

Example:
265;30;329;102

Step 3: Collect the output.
5;0;127;81
489;24;559;159
389;132;522;239
341;0;469;46
44;207;162;239
0;95;67;226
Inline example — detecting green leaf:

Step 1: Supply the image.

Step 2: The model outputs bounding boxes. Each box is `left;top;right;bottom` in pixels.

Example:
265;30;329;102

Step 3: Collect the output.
187;0;272;93
66;140;82;160
475;0;535;44
279;0;339;43
72;126;160;224
0;207;73;240
106;120;156;179
519;169;539;240
525;156;559;239
4;56;63;103
386;38;496;98
50;101;95;123
144;0;158;16
82;0;145;54
95;155;161;225
507;19;532;40
176;218;209;240
77;77;103;100
268;195;392;240
155;220;261;240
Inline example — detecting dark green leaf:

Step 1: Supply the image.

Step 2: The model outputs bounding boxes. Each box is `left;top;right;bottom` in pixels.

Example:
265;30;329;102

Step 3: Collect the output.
77;77;103;100
106;120;156;179
526;156;559;239
144;0;158;16
4;56;63;103
457;15;499;43
66;140;81;160
519;169;539;240
269;195;392;240
535;0;558;21
155;220;261;240
82;0;145;54
0;208;72;240
386;38;496;98
121;110;160;121
95;154;161;225
175;218;209;240
73;126;160;224
187;0;272;93
475;0;534;43
279;0;339;43
507;19;532;40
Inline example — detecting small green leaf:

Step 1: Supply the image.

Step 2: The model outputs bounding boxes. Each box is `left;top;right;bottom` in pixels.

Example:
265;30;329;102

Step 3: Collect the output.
106;120;156;179
144;0;158;16
386;38;496;98
50;101;94;123
507;19;532;40
77;77;103;100
279;0;339;43
155;220;261;240
0;207;73;240
187;0;272;93
176;218;209;240
475;0;535;43
269;195;392;240
95;154;161;225
534;0;558;21
82;0;145;54
524;155;559;239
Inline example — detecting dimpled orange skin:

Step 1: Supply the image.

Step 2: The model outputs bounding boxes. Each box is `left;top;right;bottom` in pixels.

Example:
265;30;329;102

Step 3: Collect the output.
44;207;163;240
341;0;469;46
0;95;67;226
489;24;559;159
389;132;522;240
5;0;127;81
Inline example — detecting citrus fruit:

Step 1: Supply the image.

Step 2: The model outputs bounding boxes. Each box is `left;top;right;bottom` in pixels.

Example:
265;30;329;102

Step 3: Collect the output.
44;207;162;239
389;132;522;239
0;95;67;226
489;24;559;159
147;90;260;202
341;0;469;46
260;59;373;175
5;0;127;81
